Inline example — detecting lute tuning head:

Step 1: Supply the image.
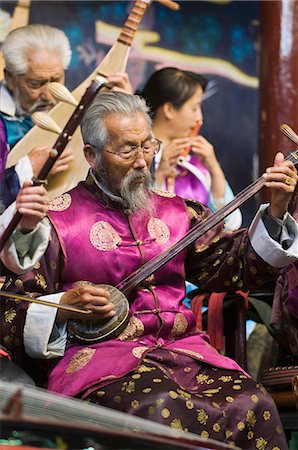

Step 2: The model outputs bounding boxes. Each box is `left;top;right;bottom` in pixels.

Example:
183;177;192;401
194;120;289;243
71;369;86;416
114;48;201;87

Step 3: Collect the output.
32;112;62;135
48;82;78;106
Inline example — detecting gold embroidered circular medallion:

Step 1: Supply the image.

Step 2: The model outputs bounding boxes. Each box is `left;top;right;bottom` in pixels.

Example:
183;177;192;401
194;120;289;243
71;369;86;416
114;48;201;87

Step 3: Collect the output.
90;221;122;251
132;346;149;359
49;193;71;211
148;218;170;244
66;347;96;373
171;313;188;338
118;316;144;341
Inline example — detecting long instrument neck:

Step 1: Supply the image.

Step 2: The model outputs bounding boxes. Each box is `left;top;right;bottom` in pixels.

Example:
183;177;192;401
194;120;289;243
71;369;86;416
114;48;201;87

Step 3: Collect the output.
117;0;150;46
117;149;298;296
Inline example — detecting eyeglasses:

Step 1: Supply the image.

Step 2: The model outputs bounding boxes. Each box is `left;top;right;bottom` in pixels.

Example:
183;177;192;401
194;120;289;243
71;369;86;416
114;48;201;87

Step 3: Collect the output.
105;138;162;162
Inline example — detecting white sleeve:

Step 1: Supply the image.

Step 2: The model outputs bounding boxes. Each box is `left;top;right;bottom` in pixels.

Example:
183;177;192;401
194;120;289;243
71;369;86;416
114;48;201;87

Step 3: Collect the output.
249;204;298;267
24;293;67;358
0;203;51;274
14;156;34;187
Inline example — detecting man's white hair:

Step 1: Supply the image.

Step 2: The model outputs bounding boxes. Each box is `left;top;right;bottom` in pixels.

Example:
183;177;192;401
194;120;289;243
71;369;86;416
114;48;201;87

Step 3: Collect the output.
2;24;72;76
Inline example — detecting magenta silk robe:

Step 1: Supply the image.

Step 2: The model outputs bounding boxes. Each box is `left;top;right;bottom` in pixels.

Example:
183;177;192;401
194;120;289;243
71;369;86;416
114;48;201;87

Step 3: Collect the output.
1;178;279;395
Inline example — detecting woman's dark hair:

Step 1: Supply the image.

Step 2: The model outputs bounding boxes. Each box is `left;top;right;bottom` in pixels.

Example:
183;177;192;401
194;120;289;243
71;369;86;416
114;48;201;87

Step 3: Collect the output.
140;67;208;117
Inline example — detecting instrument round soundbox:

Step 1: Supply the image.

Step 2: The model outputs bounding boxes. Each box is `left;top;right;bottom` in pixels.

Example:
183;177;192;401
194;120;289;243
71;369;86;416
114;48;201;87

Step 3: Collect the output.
67;284;130;343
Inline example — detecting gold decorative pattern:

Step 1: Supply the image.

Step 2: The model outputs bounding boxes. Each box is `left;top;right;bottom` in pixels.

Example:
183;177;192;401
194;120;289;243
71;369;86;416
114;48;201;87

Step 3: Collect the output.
90;221;122;251
187;206;199;220
195;243;209;253
118;316;144;341
151;187;176;198
170;313;188;338
35;273;47;290
66;348;96;374
173;348;204;360
49;193;72;211
4;309;16;323
132;346;149;359
147;218;170;244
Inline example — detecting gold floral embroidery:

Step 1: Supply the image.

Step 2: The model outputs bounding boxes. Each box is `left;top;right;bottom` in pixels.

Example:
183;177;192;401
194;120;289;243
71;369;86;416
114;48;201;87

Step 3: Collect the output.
147;218;170;244
4;308;16;323
250;266;258;274
151;187;176;198
247;431;254;440
118;316;144;341
237;421;245;431
96;391;105;397
255;437;267;450
263;411;271;420
131;400;139;409
173;348;204;360
227;257;234;266
153;378;162;383
66;348;96;374
219;375;233;382
50;261;57;270
177;389;191;399
251;394;259;403
200;430;209;439
202;387;222;397
156;398;165;407
213;423;221;432
232;384;241;390
90;221;122;251
137;364;156;373
3;336;12;346
225;430;233;439
114;396;121;403
148;406;156;415
143;388;152;393
121;381;135;394
169;390;178;399
170;313;188;338
186;400;194;409
195;243;209;253
187;206;199;220
170;418;188;432
35;273;47;290
49;194;71;211
184;367;191;372
34;261;41;270
226;396;234;403
132;346;149;359
246;410;256;427
161;408;170;418
49;193;71;211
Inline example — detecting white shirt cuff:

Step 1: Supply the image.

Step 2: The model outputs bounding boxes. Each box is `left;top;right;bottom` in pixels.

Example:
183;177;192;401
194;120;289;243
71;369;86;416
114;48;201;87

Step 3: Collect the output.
1;217;51;275
24;292;67;358
15;156;33;187
249;204;298;267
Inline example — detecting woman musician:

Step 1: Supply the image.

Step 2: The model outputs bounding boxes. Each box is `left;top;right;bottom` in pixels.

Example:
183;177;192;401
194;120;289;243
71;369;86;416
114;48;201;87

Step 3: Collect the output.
140;67;242;231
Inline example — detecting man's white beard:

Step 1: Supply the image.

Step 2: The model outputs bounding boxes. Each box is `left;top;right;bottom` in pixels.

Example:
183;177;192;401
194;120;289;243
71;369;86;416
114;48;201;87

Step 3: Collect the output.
94;158;155;215
119;168;155;215
14;85;56;115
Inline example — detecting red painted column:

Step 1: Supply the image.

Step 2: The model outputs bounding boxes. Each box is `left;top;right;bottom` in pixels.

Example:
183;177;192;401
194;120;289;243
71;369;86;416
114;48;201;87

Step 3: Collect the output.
259;0;298;202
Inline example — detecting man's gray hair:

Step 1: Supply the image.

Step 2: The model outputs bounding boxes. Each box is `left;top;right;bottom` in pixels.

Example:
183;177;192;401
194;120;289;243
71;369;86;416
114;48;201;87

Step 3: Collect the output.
81;91;152;151
2;24;72;76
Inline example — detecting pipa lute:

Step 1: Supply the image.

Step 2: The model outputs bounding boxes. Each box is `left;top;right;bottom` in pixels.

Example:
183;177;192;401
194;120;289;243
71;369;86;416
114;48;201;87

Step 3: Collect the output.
6;0;179;200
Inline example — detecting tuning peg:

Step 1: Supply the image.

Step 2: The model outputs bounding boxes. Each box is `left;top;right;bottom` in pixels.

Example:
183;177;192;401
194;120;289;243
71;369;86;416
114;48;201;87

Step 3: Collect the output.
48;82;78;106
156;0;180;10
280;124;298;146
32;112;62;135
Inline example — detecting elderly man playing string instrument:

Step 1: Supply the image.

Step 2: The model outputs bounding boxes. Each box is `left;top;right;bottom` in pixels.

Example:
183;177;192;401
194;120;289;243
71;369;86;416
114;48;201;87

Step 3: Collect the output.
0;24;74;210
1;92;298;449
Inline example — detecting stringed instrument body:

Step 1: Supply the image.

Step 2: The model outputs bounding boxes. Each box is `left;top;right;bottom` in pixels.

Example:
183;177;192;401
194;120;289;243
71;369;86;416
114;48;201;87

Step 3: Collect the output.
6;0;160;200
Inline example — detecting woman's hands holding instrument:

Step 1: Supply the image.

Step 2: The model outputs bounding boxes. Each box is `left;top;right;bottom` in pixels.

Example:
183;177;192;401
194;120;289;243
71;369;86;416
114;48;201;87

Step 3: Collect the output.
57;284;116;322
155;138;190;186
